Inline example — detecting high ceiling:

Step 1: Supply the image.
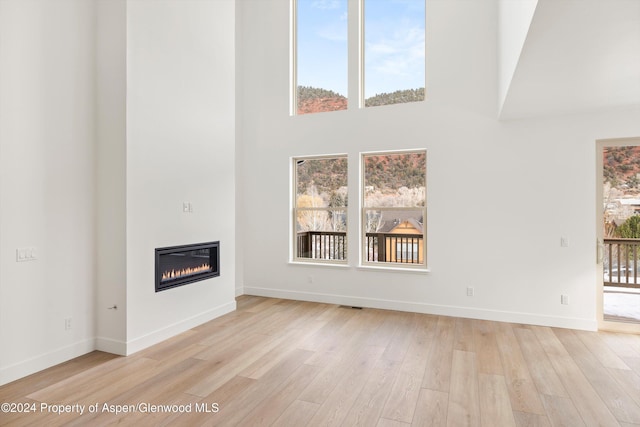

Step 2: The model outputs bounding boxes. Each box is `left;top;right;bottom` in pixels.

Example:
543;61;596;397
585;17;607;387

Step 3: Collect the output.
499;0;640;119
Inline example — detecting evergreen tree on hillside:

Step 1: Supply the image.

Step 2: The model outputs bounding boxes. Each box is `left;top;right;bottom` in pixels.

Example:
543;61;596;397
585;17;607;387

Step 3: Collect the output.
364;88;425;107
297;86;346;102
615;215;640;238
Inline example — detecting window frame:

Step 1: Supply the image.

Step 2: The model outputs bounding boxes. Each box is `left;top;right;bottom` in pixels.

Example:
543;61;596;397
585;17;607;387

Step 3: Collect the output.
290;0;349;116
361;0;426;108
360;149;427;270
291;0;426;115
290;0;297;115
291;154;349;265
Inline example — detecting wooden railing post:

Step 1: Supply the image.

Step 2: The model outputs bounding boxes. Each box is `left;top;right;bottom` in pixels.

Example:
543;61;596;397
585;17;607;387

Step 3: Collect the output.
297;232;312;258
377;233;387;262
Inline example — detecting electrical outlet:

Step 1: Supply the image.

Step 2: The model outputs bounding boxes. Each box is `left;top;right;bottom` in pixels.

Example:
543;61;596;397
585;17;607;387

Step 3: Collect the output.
64;317;72;330
561;237;569;247
561;295;569;305
467;287;474;297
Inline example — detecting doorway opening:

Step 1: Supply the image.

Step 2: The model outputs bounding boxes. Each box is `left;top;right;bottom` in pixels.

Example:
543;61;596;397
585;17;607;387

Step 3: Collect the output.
598;138;640;331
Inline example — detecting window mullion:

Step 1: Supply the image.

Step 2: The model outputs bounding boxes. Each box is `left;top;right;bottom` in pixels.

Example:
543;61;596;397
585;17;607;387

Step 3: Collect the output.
347;0;364;110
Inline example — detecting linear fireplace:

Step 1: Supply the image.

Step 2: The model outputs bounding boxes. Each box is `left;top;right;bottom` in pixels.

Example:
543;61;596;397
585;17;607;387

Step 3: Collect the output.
155;241;219;292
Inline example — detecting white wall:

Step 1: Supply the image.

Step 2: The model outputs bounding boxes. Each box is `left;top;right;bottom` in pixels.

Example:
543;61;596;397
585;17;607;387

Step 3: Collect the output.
498;0;538;113
125;0;237;353
96;0;128;355
235;0;246;297
0;0;96;384
236;0;640;330
1;0;237;385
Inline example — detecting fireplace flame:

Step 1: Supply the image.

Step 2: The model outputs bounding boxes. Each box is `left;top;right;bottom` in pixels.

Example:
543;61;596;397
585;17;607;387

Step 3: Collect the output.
162;263;211;281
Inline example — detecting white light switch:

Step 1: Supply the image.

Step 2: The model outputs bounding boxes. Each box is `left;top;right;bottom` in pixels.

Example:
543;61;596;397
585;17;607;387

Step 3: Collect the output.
16;247;37;262
560;237;569;247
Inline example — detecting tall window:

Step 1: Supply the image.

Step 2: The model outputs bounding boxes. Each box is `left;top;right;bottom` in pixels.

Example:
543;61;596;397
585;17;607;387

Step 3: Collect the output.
293;0;425;114
362;150;426;267
294;0;348;115
364;0;425;107
293;155;348;262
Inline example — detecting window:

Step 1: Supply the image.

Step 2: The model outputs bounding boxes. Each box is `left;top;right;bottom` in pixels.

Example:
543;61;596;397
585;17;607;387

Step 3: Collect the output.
292;0;425;114
293;155;348;263
362;150;426;268
294;0;348;115
363;0;426;107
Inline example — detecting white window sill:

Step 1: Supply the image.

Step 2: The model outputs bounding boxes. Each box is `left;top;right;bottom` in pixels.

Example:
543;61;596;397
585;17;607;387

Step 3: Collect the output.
357;264;430;274
289;261;350;269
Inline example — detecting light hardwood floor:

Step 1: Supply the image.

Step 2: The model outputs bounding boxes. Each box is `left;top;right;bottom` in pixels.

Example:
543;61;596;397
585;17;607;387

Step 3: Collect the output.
2;296;640;426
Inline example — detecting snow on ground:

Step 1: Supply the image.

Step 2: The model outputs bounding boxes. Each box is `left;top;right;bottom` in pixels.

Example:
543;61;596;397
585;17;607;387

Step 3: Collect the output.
604;287;640;323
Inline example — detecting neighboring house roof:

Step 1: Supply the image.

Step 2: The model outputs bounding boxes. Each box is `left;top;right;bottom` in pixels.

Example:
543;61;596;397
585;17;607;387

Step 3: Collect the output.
618;199;640;206
377;216;423;234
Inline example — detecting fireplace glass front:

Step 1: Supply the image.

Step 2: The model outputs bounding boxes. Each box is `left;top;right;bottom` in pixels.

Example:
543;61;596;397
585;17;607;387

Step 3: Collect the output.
155;241;219;292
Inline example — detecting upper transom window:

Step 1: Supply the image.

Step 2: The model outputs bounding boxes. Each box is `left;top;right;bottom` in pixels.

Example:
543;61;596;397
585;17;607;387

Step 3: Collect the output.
292;0;425;115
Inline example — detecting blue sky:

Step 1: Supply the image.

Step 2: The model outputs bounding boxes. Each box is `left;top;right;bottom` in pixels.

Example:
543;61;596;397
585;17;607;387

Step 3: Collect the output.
297;0;425;98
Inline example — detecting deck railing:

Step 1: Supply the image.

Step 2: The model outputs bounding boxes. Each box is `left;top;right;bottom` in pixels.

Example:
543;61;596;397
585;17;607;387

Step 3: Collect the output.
297;231;424;264
603;238;640;289
297;231;347;261
364;233;423;264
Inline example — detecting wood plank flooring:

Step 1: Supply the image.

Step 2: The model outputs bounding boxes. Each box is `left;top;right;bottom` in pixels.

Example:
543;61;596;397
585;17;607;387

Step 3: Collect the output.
1;295;640;426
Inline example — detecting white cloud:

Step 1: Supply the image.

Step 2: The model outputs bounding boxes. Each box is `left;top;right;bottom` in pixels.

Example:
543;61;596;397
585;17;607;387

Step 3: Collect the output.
317;25;347;42
311;0;341;10
315;12;348;42
367;26;425;77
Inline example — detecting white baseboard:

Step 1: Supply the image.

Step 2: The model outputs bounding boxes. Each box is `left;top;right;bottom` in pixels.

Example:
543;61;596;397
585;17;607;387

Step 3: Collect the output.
125;300;236;355
235;286;244;297
243;286;597;331
0;300;238;386
0;338;96;387
95;337;127;356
